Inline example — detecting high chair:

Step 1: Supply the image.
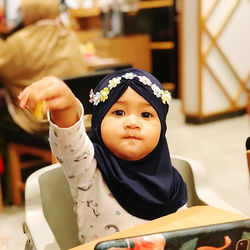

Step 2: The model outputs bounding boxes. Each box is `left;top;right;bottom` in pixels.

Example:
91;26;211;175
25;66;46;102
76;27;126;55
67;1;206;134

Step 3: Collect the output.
23;155;243;250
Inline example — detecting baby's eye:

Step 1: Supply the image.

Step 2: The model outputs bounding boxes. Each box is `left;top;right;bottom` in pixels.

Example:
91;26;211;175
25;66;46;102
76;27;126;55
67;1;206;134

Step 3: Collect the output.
141;112;152;118
113;110;125;116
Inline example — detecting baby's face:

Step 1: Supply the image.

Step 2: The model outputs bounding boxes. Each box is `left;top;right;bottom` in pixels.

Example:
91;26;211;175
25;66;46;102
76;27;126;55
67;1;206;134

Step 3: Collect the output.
101;87;161;161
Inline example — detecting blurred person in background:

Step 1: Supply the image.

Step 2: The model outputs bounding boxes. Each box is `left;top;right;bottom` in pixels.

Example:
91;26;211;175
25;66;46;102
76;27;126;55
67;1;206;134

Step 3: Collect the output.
0;0;87;134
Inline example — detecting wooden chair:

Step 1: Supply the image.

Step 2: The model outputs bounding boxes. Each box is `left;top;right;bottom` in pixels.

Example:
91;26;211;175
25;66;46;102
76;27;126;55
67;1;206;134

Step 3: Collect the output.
8;142;51;205
5;127;51;206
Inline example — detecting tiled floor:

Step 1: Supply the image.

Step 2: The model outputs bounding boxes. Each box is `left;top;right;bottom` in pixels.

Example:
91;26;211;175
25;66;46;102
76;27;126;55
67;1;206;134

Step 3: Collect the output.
0;99;249;250
0;205;25;250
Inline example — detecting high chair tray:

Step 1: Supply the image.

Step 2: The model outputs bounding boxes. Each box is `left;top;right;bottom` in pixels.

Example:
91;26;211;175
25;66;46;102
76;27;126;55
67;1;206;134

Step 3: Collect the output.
94;219;250;250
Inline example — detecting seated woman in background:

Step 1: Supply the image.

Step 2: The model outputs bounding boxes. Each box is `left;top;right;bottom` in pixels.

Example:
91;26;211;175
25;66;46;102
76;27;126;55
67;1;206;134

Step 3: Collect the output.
0;0;87;134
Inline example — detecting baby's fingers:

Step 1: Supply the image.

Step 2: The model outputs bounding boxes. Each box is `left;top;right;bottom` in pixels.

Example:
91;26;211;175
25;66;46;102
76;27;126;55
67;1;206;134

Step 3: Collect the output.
18;86;32;109
18;88;40;111
18;77;60;110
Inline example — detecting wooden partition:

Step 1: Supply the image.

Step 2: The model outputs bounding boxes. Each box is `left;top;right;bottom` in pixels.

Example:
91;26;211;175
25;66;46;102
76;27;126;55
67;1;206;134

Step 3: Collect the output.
179;0;250;123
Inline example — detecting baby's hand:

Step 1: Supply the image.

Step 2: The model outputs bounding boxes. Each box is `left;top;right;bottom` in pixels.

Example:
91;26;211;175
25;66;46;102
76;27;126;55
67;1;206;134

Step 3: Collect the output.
18;76;79;127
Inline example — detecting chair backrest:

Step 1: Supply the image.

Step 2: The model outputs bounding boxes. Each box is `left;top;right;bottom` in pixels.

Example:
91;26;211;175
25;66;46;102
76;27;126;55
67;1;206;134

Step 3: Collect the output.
171;156;205;207
39;165;80;249
25;164;80;250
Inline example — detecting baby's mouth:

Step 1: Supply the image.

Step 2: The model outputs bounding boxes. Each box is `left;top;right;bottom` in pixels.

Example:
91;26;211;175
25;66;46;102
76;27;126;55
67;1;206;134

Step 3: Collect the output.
124;135;139;140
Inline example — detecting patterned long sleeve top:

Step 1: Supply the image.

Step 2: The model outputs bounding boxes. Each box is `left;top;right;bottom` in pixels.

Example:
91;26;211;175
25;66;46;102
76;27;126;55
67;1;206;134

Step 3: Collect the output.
48;101;147;244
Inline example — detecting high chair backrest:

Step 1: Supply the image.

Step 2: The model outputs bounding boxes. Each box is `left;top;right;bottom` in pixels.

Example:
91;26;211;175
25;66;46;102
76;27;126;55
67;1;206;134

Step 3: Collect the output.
171;156;204;207
24;163;80;250
24;156;243;250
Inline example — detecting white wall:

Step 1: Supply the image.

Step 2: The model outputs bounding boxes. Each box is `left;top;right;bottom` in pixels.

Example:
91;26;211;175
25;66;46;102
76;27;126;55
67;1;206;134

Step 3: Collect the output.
181;0;250;117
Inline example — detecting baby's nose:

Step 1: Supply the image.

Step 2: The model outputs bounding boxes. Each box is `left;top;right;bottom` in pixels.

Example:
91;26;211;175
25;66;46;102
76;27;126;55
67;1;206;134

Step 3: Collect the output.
125;114;140;129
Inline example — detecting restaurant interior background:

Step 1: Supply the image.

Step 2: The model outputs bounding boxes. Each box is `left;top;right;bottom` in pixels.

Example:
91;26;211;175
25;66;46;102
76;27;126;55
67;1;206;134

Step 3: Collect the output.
0;0;249;249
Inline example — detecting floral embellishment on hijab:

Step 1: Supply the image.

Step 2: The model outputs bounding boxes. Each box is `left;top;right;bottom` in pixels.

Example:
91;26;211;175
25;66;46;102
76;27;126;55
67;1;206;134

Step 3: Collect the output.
122;72;137;79
99;87;109;102
93;92;101;106
89;89;94;103
138;76;152;87
108;77;121;89
161;89;172;104
89;72;171;106
151;84;162;98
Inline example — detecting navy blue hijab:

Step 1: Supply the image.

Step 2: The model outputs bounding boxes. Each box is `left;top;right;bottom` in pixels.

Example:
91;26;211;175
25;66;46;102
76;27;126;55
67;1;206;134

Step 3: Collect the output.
89;68;187;220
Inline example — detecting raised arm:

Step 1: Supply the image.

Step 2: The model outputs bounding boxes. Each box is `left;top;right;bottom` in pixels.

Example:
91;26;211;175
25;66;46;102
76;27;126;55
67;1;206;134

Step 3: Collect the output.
19;76;97;200
18;76;79;128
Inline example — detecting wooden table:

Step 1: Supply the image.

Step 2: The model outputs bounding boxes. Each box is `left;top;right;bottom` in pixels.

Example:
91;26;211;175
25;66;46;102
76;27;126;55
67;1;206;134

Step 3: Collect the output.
71;206;249;249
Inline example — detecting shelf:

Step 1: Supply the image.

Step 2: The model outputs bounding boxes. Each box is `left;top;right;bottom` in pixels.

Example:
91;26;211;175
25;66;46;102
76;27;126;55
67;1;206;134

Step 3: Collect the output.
68;0;174;18
139;0;174;10
68;7;101;18
150;41;175;50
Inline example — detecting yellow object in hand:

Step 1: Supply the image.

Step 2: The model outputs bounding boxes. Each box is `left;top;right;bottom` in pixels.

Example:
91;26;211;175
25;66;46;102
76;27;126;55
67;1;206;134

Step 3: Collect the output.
33;101;46;120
